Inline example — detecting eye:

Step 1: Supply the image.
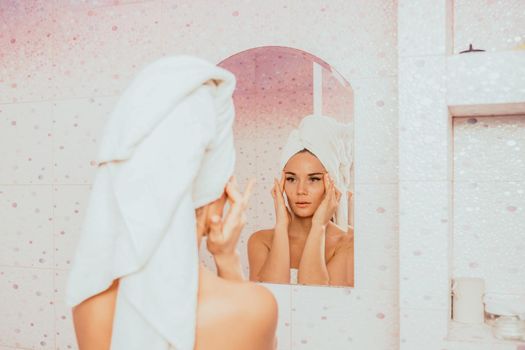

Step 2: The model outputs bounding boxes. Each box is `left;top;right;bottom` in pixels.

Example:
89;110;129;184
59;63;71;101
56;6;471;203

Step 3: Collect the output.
309;177;322;182
286;177;296;183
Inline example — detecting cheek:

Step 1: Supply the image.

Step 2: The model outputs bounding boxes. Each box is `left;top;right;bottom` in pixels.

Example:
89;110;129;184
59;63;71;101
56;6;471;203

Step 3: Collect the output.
284;184;294;198
310;184;325;203
284;188;292;201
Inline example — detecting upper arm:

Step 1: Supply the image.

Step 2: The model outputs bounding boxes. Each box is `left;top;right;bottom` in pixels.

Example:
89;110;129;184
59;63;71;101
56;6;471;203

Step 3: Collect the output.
247;232;271;282
72;279;119;350
327;235;354;287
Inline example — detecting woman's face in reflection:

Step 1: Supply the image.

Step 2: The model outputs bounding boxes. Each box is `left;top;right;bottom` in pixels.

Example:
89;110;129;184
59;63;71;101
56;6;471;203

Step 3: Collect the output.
283;151;326;217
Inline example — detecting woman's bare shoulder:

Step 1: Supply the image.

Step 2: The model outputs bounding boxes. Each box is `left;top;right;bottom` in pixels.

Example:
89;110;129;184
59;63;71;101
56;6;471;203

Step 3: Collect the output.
196;269;277;350
198;279;277;350
248;229;274;246
327;223;353;248
234;282;277;349
220;278;277;313
239;282;278;317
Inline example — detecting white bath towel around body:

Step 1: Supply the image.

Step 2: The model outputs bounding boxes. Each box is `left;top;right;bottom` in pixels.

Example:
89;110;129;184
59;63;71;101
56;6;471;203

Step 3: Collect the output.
66;56;236;350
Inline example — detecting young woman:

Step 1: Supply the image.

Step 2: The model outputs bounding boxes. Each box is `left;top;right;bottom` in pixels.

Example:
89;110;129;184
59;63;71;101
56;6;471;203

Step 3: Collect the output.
67;56;277;350
248;115;354;287
248;150;354;286
73;179;278;350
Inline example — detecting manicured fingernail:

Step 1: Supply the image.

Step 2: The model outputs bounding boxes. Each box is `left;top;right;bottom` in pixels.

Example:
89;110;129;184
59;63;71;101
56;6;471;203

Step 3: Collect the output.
211;215;220;223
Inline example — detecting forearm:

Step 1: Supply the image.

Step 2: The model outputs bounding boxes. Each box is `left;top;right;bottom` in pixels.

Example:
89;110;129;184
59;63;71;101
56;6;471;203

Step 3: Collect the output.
257;225;291;283
214;252;245;281
297;224;329;285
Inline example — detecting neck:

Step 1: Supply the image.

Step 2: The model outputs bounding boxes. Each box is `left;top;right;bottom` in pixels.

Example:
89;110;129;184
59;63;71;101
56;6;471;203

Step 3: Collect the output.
288;215;313;240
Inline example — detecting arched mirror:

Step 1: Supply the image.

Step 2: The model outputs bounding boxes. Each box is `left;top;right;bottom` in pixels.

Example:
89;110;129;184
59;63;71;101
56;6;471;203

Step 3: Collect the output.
200;46;355;287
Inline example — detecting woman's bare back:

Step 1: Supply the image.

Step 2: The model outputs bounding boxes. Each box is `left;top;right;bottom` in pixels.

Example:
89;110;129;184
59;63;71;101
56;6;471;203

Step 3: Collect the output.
73;267;277;350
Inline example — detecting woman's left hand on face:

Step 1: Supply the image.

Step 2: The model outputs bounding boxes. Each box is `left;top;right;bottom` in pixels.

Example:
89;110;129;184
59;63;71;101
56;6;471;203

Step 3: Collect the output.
206;177;255;257
311;174;341;228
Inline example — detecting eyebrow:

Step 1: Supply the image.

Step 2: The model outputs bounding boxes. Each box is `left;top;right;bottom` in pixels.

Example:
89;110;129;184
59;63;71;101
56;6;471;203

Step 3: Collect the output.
284;172;325;176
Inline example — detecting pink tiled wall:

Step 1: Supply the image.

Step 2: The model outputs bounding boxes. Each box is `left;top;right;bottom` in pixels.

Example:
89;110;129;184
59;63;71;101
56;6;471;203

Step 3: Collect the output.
0;1;399;349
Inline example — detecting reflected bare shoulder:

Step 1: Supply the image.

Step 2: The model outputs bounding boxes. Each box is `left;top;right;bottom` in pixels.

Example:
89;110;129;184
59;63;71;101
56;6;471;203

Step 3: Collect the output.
248;229;274;249
326;223;353;253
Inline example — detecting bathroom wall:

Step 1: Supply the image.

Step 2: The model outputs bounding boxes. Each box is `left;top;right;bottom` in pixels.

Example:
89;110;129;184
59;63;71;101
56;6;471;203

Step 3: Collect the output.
399;0;525;349
0;1;398;349
449;115;525;347
454;0;525;53
2;1;524;350
453;116;525;296
452;0;525;299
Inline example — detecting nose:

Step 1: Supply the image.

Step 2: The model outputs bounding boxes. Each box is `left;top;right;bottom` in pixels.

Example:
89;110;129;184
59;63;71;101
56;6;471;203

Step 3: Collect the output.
296;180;308;195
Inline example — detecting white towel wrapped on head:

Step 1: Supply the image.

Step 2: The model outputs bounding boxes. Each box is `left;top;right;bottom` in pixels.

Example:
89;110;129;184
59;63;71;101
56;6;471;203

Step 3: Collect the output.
279;114;352;228
66;56;236;350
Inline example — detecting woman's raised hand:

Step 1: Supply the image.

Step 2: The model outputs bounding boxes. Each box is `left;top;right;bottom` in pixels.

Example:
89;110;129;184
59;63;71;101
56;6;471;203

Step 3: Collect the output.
272;173;292;228
312;174;341;228
206;177;255;257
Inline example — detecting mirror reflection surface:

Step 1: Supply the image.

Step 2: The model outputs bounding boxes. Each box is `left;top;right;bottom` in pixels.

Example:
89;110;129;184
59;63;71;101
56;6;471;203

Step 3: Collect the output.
208;46;355;287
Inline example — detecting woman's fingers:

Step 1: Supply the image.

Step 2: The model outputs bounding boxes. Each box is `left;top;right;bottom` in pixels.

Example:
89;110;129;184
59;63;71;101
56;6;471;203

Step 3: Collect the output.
225;177;253;216
334;187;342;205
208;214;223;241
208;177;253;256
241;178;256;208
325;174;335;201
325;176;341;212
328;178;340;206
223;177;254;229
274;178;286;204
280;172;286;193
227;175;251;203
272;177;291;224
225;177;243;203
271;178;279;200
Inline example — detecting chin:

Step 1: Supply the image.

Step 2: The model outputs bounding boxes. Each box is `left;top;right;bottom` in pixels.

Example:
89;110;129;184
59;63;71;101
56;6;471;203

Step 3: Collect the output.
291;207;315;218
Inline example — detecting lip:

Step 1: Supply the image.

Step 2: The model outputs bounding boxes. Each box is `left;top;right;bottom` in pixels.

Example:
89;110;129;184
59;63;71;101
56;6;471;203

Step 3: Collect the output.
295;202;311;208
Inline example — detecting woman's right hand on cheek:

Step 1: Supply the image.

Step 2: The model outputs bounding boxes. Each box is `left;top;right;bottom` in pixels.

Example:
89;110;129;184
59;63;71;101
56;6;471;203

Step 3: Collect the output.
311;174;340;228
272;173;291;228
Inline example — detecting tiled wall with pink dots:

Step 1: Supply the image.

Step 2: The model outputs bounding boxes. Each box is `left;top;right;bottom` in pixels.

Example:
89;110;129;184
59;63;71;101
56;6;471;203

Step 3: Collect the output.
1;1;523;350
0;1;397;349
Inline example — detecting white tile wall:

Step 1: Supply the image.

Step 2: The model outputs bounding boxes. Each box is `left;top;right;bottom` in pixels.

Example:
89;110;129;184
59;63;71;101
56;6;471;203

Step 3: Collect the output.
5;1;523;349
453;116;525;296
0;103;54;184
454;0;525;53
0;186;54;268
